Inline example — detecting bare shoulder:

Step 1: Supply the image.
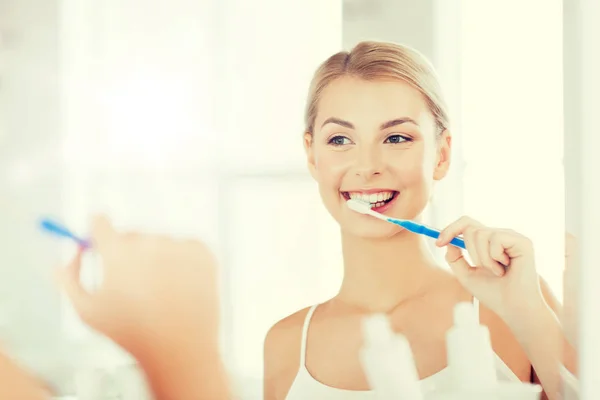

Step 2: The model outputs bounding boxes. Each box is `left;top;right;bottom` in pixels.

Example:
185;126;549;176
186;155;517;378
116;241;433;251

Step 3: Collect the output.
264;306;311;363
263;306;313;400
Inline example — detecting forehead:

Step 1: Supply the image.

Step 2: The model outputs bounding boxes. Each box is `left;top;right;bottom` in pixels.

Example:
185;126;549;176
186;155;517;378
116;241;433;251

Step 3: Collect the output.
314;76;433;129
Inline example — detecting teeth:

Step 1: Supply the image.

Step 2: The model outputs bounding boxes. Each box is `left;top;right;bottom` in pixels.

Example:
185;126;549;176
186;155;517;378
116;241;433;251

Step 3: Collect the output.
348;191;395;204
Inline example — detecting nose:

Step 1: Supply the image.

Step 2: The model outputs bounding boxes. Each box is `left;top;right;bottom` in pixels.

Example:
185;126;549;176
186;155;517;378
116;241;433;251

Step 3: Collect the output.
354;145;383;179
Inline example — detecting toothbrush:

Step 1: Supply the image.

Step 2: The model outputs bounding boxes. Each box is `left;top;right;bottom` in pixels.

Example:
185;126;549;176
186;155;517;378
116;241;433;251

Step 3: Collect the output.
346;199;466;249
39;218;91;248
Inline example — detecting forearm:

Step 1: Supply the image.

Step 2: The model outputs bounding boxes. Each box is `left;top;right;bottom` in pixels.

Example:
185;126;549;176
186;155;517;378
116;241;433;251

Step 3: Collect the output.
0;351;53;400
507;302;575;400
135;341;231;400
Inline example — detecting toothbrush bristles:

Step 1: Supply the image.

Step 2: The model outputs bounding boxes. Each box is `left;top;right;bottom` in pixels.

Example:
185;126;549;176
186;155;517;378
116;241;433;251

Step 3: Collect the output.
346;198;374;214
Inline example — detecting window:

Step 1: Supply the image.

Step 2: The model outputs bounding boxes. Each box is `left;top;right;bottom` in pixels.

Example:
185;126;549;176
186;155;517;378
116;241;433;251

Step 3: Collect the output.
59;1;343;398
458;1;564;298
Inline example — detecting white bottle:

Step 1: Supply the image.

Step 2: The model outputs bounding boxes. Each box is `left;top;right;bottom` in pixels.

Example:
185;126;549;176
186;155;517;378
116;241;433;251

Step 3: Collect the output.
435;302;542;400
430;383;542;400
446;301;497;390
360;313;423;400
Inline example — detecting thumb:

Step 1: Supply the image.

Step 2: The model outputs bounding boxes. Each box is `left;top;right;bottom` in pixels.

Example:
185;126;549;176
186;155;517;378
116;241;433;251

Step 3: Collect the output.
90;214;115;252
55;249;93;317
445;246;488;286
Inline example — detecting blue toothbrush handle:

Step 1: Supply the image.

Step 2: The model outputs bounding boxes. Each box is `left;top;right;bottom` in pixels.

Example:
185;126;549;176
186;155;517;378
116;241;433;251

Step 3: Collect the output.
421;226;466;249
448;236;466;249
395;220;466;250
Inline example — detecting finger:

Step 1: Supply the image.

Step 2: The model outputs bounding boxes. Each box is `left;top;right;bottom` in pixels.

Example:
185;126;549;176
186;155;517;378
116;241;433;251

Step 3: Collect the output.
56;248;92;316
90;214;116;251
445;246;482;283
445;246;497;287
436;216;483;247
476;230;506;277
445;245;469;272
489;235;510;267
463;227;481;267
493;229;533;260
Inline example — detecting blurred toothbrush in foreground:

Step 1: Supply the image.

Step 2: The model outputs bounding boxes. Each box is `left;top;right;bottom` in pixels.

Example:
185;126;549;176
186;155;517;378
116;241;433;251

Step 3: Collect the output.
39;218;91;248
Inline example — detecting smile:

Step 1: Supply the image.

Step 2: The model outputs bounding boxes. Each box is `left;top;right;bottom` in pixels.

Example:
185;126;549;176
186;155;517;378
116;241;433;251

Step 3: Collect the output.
341;190;399;208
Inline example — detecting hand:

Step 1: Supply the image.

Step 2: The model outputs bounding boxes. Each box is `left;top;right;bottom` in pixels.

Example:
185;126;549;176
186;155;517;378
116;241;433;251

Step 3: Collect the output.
56;215;221;361
0;349;53;399
56;215;230;399
436;216;545;324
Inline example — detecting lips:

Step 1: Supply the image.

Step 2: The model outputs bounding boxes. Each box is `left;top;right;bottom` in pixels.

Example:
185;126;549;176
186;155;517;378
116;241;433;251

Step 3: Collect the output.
341;190;400;211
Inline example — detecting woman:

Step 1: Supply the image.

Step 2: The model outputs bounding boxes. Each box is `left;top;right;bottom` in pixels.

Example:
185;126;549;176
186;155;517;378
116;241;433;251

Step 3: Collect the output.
263;41;569;399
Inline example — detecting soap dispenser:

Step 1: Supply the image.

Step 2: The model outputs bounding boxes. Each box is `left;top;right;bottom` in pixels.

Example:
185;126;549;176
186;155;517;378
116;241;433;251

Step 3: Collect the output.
446;301;497;390
360;313;423;400
432;301;542;400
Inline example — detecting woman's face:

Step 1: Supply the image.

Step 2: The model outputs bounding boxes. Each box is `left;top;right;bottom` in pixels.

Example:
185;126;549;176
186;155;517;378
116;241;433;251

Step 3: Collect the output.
305;76;451;239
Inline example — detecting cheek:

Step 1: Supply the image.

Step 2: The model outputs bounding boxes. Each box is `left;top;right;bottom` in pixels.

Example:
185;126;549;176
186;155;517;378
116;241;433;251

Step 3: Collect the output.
313;151;350;187
390;149;433;186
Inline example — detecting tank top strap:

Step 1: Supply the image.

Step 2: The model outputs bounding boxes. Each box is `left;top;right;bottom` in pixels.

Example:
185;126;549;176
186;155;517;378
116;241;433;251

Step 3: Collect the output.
299;304;319;367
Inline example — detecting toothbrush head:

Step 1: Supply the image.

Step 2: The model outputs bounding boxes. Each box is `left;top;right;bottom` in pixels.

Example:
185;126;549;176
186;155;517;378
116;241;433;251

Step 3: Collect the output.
346;198;373;214
346;199;391;222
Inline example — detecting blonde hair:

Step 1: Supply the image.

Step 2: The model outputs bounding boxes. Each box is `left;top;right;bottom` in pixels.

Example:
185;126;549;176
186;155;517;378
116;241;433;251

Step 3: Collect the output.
304;41;449;135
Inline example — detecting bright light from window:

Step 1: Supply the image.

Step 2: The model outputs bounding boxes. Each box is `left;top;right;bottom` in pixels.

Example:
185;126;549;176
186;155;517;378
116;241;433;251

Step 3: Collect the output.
460;1;564;298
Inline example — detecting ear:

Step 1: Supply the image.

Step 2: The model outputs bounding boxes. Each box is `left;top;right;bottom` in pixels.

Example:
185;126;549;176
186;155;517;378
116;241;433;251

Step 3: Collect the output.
433;129;452;181
304;132;318;180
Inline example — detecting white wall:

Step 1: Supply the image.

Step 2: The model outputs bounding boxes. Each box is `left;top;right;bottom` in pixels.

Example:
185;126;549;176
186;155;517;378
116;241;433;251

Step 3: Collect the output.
343;0;435;58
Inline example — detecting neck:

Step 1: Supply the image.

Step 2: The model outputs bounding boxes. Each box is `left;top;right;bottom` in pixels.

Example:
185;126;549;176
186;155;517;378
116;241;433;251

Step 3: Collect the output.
337;229;440;313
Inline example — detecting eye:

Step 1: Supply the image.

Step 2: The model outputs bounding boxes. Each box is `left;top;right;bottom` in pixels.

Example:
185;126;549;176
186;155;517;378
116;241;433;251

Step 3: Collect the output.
385;134;410;144
328;135;352;146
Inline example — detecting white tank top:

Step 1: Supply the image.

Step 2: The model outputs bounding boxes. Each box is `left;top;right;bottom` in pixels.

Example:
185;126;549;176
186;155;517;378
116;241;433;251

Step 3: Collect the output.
285;298;521;399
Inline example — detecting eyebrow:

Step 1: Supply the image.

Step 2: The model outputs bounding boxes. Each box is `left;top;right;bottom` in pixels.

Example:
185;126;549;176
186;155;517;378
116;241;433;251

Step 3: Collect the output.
321;117;419;130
